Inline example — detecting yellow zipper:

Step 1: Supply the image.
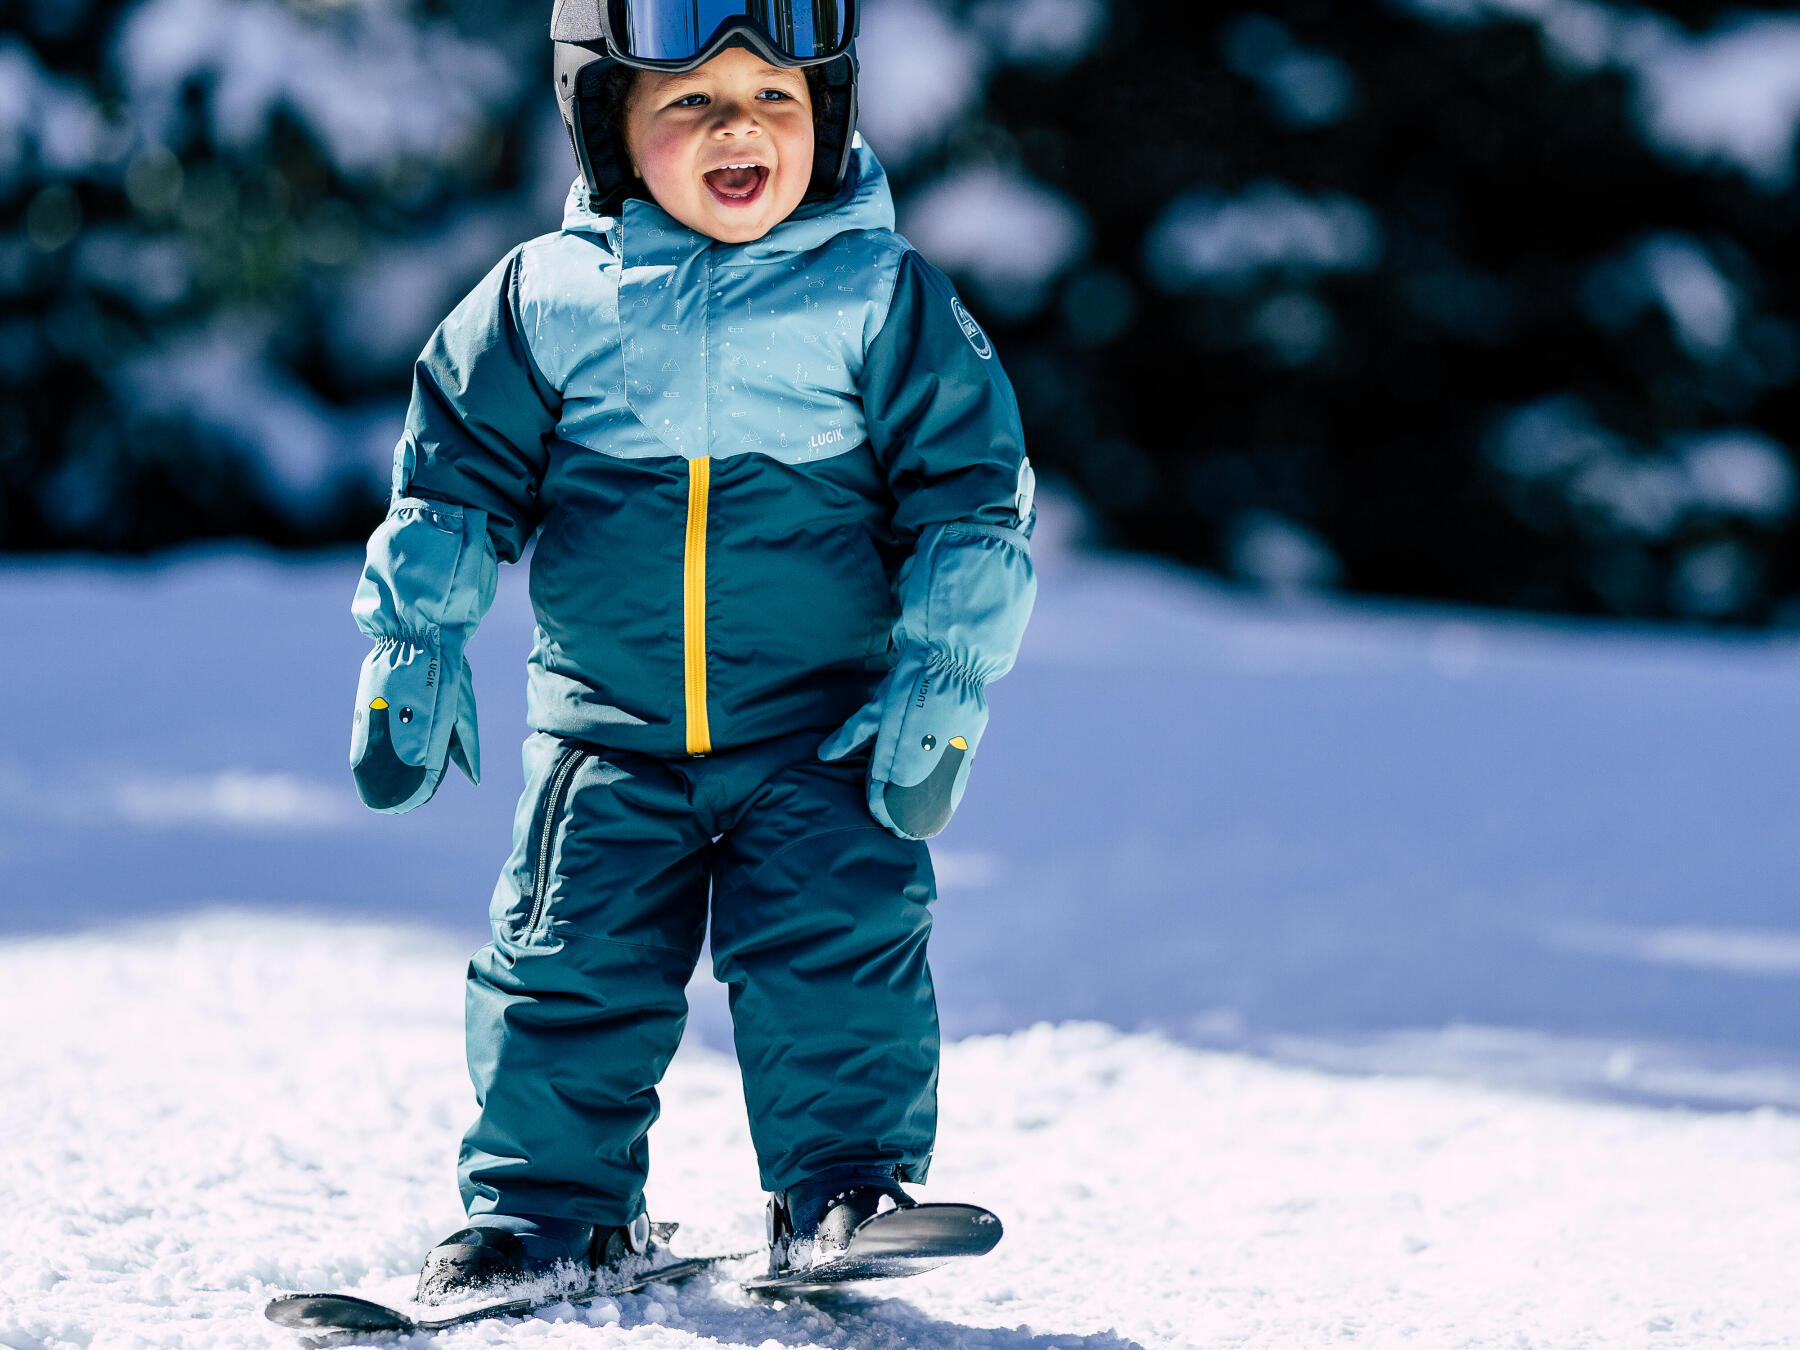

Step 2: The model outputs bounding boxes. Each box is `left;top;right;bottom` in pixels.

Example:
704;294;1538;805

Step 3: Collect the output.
683;456;712;755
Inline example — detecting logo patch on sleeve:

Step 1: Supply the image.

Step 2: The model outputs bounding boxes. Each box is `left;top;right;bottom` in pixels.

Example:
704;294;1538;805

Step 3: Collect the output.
951;297;993;360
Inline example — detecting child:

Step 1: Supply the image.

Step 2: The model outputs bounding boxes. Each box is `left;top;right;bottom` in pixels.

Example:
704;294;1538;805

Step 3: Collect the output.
349;0;1036;1298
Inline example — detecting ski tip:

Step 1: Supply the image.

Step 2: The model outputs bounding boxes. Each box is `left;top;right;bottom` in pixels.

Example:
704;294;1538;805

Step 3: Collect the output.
264;1293;416;1332
746;1203;1005;1292
854;1203;1003;1257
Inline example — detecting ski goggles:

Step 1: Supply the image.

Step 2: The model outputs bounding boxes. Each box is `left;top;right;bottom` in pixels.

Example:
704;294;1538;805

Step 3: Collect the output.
598;0;856;70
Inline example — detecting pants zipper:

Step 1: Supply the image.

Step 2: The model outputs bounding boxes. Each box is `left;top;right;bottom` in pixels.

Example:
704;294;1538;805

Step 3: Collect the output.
683;455;713;756
525;745;587;938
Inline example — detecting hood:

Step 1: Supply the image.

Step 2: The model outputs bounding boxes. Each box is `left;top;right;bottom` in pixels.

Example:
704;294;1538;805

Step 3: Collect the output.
561;136;895;259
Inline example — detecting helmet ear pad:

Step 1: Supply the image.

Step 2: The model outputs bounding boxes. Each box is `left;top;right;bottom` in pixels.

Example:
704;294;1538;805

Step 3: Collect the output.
564;49;860;215
581;61;641;215
804;51;858;204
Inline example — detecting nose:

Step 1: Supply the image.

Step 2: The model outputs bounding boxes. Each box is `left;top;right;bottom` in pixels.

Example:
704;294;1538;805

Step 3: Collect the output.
710;97;762;136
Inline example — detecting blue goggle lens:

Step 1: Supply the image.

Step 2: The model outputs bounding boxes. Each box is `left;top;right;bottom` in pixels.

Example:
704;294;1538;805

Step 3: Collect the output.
607;0;850;64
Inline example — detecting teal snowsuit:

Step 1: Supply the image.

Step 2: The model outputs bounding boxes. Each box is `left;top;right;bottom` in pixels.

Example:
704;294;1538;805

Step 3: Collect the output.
351;144;1036;1225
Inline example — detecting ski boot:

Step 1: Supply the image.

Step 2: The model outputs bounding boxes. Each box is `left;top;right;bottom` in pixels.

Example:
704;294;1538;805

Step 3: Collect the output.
765;1164;914;1277
415;1212;654;1305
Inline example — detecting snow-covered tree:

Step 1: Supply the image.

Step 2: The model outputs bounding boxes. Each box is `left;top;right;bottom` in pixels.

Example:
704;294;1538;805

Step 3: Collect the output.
5;0;1799;623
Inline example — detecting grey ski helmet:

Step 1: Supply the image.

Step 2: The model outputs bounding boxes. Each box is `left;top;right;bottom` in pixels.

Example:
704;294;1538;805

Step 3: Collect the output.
551;0;861;215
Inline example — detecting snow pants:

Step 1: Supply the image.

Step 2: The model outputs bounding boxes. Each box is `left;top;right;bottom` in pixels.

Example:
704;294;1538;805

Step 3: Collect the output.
458;728;939;1226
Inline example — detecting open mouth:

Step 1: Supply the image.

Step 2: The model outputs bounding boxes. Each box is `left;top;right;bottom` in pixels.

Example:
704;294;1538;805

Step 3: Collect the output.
703;163;769;205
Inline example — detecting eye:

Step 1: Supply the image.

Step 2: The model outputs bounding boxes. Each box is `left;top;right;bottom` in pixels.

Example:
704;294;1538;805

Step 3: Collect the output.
671;92;709;108
756;88;794;101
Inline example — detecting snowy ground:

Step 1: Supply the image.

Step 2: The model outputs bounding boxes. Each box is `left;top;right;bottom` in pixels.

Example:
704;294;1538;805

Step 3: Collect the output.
5;499;1800;1347
6;917;1800;1350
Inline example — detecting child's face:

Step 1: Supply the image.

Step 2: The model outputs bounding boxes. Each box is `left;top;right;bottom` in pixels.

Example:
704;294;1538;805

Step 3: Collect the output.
623;48;815;244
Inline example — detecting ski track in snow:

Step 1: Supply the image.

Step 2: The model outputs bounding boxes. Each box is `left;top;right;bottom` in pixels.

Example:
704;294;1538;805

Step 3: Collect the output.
5;914;1799;1350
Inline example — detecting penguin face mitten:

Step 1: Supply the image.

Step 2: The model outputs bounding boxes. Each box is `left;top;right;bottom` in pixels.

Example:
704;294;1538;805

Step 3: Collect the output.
821;643;988;839
350;635;476;813
821;522;1035;840
349;497;493;814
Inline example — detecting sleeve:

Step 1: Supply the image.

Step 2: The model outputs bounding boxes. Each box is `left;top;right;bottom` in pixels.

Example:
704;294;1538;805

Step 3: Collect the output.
349;247;562;814
861;249;1035;542
818;250;1038;839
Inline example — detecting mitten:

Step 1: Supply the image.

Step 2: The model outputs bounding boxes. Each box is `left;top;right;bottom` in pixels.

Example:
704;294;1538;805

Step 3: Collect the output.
350;497;496;813
821;522;1035;839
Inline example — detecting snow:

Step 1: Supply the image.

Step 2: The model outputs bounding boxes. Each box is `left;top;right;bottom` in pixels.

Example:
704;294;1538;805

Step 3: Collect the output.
1142;184;1381;293
898;168;1089;320
7;495;1800;1346
1668;539;1759;619
857;0;1110;163
1224;510;1343;591
109;770;352;831
854;0;986;167
110;318;398;514
326;208;530;378
117;0;518;185
1583;232;1740;363
7;918;1800;1349
969;0;1108;74
1221;14;1359;130
1631;15;1800;191
1391;0;1800;190
0;38;114;187
1485;395;1797;548
1676;432;1796;523
1544;920;1800;978
74;227;192;312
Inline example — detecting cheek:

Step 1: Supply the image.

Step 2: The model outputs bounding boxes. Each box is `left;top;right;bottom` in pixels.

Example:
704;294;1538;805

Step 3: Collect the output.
775;120;816;182
634;127;694;188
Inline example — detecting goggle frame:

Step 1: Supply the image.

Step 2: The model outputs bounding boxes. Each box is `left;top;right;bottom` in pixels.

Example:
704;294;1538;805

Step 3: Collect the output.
595;1;858;73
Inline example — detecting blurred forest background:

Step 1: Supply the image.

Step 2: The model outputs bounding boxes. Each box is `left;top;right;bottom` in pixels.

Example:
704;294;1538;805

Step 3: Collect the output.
4;0;1799;623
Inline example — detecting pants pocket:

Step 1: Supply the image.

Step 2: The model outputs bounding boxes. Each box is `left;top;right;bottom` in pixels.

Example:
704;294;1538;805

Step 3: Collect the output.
510;742;591;944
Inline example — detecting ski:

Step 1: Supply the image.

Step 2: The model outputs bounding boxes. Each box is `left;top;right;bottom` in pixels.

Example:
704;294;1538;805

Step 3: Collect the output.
265;1203;1003;1331
264;1250;750;1335
744;1202;1002;1292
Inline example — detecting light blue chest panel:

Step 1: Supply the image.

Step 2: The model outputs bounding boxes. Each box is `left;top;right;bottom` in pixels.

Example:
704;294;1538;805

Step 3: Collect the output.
515;217;904;464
